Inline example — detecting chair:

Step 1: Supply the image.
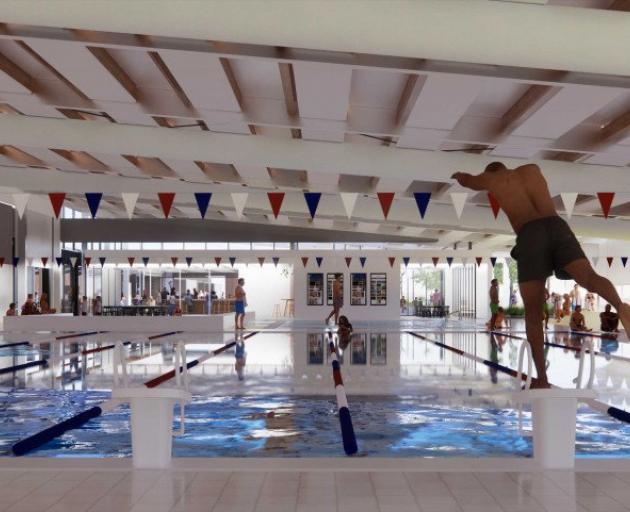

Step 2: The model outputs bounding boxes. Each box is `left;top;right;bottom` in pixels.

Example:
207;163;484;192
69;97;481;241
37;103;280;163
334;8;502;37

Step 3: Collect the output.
272;304;281;318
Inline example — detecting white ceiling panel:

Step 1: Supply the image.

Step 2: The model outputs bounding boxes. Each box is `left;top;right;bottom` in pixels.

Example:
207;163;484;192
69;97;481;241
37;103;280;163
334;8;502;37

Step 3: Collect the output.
229;59;284;100
0;70;31;94
161;159;208;182
513;85;624;139
158;50;241;111
350;69;408;109
583;148;630;166
293;62;352;120
25;40;136;102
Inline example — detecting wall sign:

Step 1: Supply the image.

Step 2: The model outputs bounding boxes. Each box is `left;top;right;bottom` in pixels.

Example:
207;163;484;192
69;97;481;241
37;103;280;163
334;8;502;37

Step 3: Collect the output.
307;273;324;306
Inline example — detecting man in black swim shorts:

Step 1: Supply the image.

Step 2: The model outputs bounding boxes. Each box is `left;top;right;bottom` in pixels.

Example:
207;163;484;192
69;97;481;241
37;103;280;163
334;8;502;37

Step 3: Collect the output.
453;161;630;388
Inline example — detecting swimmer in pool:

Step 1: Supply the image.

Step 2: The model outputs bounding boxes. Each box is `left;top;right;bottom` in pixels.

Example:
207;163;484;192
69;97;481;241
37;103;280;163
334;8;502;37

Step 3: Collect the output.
453;162;630;388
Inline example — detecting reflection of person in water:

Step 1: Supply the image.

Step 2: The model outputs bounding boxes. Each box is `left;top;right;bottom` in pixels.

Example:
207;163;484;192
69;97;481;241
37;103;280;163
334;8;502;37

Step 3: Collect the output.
489;334;499;384
235;338;246;381
247;409;298;452
337;315;353;351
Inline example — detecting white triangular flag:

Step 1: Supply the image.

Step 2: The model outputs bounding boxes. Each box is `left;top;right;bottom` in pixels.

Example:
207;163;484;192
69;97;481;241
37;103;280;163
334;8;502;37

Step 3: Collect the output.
27;258;33;267
121;193;139;219
592;256;599;268
231;193;248;219
461;257;469;266
606;376;614;388
13;193;29;219
450;192;468;219
70;256;78;267
340;193;358;219
560;193;577;220
621;379;628;390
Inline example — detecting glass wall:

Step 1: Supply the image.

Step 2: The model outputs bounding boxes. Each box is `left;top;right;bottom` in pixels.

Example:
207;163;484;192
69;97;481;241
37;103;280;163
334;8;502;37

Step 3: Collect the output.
400;264;445;315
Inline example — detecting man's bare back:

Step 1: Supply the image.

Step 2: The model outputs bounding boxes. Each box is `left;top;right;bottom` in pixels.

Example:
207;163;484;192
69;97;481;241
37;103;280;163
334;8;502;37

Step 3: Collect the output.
452;163;557;233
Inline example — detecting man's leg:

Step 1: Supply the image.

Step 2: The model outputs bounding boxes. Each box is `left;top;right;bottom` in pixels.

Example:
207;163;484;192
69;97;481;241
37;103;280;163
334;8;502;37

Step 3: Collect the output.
325;309;334;324
563;259;630;335
519;279;549;388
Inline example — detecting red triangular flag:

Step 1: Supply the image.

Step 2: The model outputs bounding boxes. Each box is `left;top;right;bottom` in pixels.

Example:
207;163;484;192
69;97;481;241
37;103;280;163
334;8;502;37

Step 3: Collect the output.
345;257;352;268
41;257;48;267
128;257;135;267
215;257;222;267
476;257;483;267
48;193;66;219
607;257;614;268
597;192;615;218
84;257;91;267
267;192;285;219
158;193;176;218
388;257;396;268
377;192;395;219
488;193;500;219
258;257;265;267
301;257;309;267
432;257;439;267
171;256;178;266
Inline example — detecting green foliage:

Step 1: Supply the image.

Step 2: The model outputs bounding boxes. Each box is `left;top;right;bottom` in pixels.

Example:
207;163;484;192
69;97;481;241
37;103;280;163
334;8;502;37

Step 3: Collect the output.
508;258;518;284
493;262;504;285
506;306;525;317
412;268;442;291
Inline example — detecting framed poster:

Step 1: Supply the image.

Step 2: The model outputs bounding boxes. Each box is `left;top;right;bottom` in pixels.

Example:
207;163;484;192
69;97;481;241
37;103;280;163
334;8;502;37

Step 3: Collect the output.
350;273;367;306
307;333;324;365
370;333;387;365
307;273;324;306
370;273;387;306
351;333;367;365
326;273;345;306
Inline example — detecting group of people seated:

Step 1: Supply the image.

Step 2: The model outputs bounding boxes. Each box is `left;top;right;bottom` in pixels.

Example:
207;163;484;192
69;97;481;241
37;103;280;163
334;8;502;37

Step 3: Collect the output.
570;303;619;334
5;293;55;316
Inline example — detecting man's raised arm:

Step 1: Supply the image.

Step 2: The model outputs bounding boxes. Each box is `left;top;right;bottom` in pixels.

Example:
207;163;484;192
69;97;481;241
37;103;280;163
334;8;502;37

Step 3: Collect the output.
451;172;489;191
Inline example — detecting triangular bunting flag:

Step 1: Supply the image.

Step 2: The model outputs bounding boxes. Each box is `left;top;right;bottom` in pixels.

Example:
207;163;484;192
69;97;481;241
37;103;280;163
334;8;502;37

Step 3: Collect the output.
215;257;222;267
315;257;323;268
194;192;212;219
84;256;91;267
488;193;501;219
592;256;599;268
258;257;265;267
388;257;396;268
229;257;236;267
27;258;33;267
622;257;628;268
403;257;410;267
272;257;280;267
231;193;248;219
359;256;367;268
490;257;497;267
462;257;469;266
432;257;439;267
171;257;178;267
377;192;395;219
450;192;468;219
607;257;613;268
597;192;615;218
121;193;139;219
476;257;483;267
127;257;135;267
301;257;309;267
158;193;176;218
345;257;352;268
0;257;4;267
48;193;66;219
12;256;19;267
304;192;321;219
340;193;358;219
56;256;64;266
186;257;193;267
414;192;431;219
560;193;578;220
41;257;48;267
85;193;102;219
446;257;453;267
13;194;29;219
99;257;106;267
267;192;285;219
142;257;149;267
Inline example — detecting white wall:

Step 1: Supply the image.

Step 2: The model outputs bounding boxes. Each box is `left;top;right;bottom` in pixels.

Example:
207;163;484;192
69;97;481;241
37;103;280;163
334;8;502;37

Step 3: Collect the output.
238;263;292;319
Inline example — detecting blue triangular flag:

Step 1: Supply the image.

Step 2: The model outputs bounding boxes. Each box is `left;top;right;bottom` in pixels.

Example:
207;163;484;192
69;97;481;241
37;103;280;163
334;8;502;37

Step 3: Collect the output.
272;257;280;267
446;257;453;267
359;256;367;268
85;193;102;219
142;257;150;267
12;256;19;267
622;257;628;268
99;257;106;267
185;257;193;267
194;193;212;219
229;257;236;267
403;257;410;267
304;192;321;219
413;192;431;219
490;257;497;267
316;257;323;268
55;256;64;266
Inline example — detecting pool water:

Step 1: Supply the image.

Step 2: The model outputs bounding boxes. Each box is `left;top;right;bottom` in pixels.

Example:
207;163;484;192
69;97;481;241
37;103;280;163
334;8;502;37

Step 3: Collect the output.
0;389;629;458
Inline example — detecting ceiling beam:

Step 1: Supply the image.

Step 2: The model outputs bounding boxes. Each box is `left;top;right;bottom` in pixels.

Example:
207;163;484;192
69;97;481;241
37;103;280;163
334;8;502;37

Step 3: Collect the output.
497;84;560;136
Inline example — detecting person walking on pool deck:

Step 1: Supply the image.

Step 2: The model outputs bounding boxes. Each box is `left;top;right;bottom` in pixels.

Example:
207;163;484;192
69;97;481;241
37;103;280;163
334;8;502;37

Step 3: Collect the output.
488;279;499;330
234;278;247;330
452;161;630;388
325;273;343;326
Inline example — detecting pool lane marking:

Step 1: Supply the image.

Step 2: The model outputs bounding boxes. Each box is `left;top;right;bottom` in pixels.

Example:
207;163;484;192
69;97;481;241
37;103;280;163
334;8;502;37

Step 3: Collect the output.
0;359;48;375
55;331;105;340
328;332;358;456
408;331;630;425
144;330;260;388
0;341;30;349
